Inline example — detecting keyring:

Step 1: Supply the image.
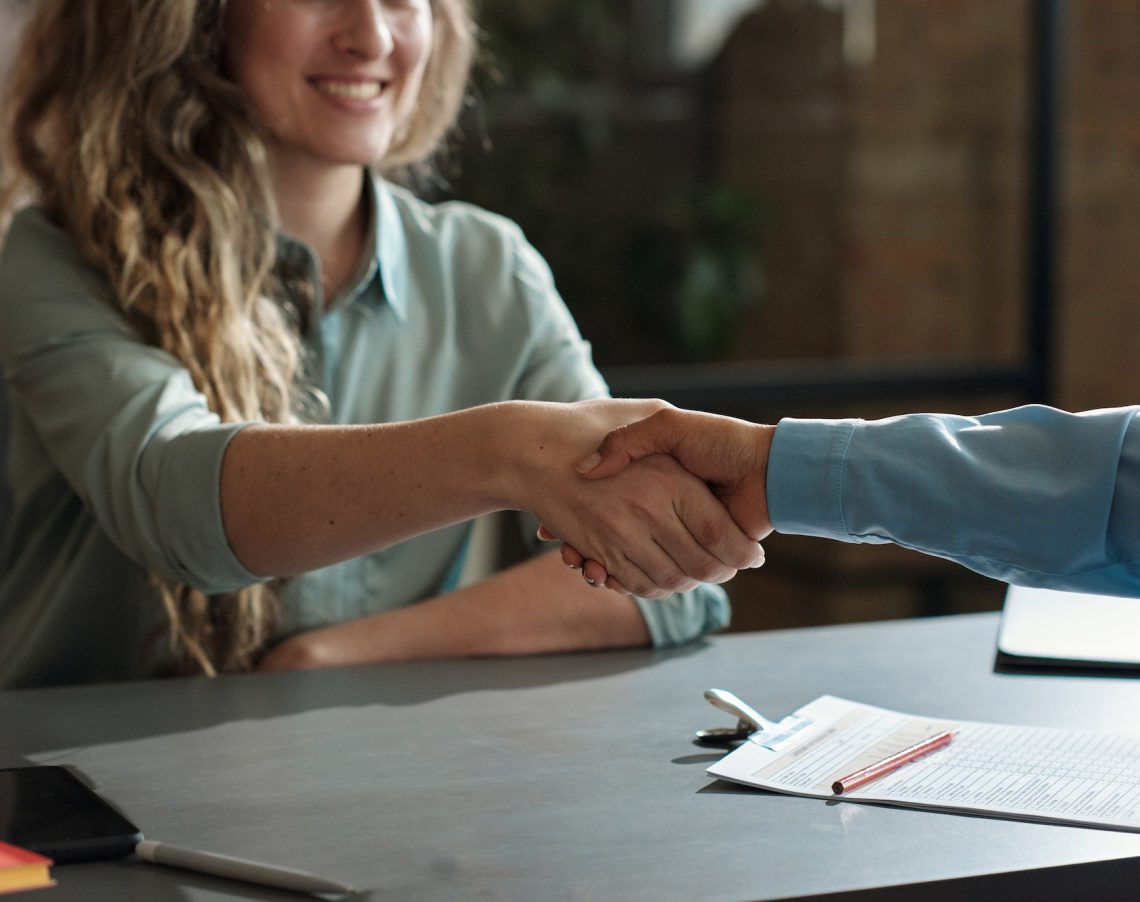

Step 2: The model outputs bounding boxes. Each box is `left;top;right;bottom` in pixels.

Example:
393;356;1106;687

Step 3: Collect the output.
694;688;776;748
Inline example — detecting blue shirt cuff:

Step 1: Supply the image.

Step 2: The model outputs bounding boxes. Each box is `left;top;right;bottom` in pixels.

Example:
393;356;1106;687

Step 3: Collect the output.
767;418;859;540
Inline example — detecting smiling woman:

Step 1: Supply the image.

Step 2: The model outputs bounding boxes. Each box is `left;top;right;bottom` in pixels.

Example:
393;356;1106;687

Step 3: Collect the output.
0;0;750;687
221;0;467;298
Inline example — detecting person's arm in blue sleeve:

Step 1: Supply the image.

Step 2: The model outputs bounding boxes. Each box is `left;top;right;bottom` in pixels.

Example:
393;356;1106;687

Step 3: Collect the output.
767;405;1140;595
569;404;1140;598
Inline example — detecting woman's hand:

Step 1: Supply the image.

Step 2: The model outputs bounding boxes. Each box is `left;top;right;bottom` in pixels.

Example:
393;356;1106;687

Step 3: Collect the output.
257;630;337;672
504;400;765;598
537;407;775;593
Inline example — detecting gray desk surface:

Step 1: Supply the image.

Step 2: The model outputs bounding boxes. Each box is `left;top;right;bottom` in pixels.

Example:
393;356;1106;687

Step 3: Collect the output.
2;612;1139;901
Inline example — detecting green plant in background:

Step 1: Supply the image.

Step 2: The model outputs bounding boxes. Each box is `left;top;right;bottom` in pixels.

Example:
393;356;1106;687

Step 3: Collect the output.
627;185;766;362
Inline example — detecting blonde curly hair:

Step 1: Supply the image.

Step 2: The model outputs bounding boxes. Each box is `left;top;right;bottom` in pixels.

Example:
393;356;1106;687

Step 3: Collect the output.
0;0;475;675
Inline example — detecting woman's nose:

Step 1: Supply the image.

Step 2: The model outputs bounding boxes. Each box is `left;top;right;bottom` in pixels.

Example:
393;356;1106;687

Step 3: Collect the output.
332;0;395;60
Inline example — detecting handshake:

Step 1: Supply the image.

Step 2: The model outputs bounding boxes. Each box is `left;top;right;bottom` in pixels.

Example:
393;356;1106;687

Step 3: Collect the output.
530;403;777;599
524;397;1137;601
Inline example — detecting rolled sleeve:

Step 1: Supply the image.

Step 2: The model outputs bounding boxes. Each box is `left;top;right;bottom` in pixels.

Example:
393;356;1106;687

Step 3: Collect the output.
143;419;263;591
3;286;263;592
633;584;731;647
11;344;263;592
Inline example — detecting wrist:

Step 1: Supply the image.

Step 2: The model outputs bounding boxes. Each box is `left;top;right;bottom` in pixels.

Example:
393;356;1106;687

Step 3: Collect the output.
752;424;776;534
478;401;538;512
485;400;577;514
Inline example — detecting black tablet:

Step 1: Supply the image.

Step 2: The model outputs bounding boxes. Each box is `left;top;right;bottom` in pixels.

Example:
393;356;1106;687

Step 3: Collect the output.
0;766;143;863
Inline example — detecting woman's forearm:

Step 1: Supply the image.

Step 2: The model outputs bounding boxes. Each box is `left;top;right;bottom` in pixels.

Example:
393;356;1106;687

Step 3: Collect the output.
256;551;650;670
219;403;514;577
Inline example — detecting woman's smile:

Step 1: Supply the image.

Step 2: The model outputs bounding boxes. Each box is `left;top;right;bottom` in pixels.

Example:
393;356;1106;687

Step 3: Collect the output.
311;78;387;103
225;0;434;170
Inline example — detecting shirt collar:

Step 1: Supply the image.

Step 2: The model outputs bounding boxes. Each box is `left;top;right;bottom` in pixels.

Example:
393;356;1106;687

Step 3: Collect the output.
275;169;409;325
367;170;409;324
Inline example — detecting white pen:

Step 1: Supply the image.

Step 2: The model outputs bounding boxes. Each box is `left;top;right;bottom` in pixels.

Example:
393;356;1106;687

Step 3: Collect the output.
134;839;357;896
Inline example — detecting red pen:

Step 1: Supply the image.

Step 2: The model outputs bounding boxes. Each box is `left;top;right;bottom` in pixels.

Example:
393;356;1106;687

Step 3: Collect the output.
831;730;955;794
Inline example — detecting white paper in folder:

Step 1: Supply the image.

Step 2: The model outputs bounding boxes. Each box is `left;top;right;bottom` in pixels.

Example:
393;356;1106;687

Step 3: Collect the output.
707;694;1140;832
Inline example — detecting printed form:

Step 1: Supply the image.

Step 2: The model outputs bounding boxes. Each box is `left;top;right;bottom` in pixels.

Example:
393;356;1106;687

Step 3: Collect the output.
707;695;1140;832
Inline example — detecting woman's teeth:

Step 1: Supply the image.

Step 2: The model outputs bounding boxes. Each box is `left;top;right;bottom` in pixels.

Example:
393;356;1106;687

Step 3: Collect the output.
316;81;383;100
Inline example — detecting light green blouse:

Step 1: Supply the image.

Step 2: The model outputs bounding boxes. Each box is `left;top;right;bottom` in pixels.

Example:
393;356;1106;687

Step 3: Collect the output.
0;174;729;687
